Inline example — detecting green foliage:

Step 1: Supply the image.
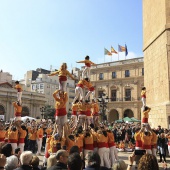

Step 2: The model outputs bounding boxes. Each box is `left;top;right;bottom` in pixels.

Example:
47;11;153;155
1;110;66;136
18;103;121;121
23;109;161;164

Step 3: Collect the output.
43;105;55;119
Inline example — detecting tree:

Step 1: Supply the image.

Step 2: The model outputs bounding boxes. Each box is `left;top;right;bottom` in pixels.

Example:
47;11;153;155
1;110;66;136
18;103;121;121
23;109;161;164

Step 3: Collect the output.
44;105;55;119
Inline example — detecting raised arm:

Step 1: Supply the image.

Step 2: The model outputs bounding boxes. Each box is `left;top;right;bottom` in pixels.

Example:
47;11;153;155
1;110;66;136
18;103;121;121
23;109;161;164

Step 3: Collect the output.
48;70;59;76
12;102;17;107
66;70;75;80
89;60;96;65
76;60;86;63
53;90;60;100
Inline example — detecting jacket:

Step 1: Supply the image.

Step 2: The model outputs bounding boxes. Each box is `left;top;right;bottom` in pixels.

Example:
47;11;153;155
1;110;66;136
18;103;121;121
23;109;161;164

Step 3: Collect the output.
47;162;67;170
15;165;32;170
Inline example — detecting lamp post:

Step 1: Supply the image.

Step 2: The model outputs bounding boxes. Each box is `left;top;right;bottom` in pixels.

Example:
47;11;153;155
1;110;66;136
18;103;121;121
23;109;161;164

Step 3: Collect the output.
98;93;109;122
40;107;45;119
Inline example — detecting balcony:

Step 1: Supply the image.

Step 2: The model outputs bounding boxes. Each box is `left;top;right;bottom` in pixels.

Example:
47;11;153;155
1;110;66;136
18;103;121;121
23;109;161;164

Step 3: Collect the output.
107;97;141;102
81;57;144;70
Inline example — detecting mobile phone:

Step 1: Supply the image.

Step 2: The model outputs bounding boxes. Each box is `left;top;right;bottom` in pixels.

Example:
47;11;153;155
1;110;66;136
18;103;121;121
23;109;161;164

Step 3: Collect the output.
135;149;146;155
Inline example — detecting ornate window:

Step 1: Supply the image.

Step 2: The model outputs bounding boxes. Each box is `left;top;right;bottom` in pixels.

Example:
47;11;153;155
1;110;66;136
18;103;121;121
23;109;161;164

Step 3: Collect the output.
142;68;144;76
125;70;130;77
112;72;116;79
111;90;117;101
99;73;104;80
125;89;131;101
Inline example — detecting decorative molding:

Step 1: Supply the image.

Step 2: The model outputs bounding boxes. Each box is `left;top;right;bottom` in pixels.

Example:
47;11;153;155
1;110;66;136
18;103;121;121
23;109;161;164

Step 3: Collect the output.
133;79;138;84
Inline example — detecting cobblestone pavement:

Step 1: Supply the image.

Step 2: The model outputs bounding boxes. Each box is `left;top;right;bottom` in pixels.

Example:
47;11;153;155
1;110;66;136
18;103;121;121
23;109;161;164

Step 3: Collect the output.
37;151;170;170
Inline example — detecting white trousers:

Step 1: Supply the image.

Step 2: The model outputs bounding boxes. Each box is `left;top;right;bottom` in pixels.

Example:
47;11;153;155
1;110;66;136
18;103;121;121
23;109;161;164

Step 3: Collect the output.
10;143;17;154
17;92;22;104
72;87;84;104
98;147;111;169
37;138;42;154
82;67;90;79
152;148;157;158
93;116;99;125
59;80;67;92
168;145;170;156
55;115;67;137
15;116;21;121
86;116;93;126
85;90;95;100
78;115;86;127
141;97;146;110
18;143;25;153
71;115;77;127
110;146;119;165
145;149;152;154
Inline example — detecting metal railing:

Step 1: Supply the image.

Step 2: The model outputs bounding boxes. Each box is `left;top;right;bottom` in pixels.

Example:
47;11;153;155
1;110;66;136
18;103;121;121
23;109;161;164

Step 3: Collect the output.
81;57;144;70
107;97;141;102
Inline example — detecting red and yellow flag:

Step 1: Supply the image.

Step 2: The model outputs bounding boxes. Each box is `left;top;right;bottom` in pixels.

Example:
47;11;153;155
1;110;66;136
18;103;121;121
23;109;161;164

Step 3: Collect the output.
111;46;118;54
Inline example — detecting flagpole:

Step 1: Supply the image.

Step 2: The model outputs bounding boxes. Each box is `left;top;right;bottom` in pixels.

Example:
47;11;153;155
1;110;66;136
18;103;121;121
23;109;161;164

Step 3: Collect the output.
118;44;119;61
125;43;126;60
104;47;105;63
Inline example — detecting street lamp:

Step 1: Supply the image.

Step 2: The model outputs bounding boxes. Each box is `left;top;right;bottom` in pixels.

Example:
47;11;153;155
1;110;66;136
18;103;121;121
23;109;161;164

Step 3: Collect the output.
40;107;45;119
98;93;109;122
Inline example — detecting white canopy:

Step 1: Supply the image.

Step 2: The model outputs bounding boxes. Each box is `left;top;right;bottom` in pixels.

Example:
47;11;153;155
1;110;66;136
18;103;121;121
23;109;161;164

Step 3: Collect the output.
21;116;36;122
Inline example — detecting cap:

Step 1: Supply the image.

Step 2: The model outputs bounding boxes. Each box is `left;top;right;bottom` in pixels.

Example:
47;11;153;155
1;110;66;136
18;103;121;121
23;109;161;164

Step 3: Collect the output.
54;133;60;140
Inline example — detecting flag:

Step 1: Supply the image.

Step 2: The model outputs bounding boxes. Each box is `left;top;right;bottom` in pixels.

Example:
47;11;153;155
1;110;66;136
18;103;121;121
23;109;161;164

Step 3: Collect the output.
104;48;112;56
125;44;128;56
111;46;118;54
118;44;128;56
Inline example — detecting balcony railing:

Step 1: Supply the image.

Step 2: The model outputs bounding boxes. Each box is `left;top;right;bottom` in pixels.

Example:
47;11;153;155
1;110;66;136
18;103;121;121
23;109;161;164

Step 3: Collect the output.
108;97;141;102
81;57;144;70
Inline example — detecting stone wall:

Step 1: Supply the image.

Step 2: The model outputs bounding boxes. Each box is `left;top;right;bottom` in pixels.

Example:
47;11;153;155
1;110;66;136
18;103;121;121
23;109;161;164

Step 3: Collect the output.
143;0;170;128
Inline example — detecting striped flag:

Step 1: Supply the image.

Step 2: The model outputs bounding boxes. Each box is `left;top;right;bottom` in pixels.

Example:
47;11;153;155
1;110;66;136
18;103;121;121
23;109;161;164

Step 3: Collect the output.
118;44;128;56
104;48;112;56
111;46;118;54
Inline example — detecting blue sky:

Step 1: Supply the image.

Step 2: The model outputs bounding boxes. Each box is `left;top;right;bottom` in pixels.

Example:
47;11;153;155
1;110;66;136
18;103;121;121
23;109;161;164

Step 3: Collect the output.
0;0;143;80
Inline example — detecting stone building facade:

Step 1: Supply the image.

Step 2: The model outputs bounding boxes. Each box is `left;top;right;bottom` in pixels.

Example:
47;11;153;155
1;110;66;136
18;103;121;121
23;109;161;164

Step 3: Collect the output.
81;57;144;123
0;84;46;120
143;0;170;128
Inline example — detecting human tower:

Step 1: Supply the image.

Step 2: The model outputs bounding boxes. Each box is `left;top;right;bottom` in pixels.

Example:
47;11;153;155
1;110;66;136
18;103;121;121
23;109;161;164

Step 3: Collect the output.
43;56;119;168
10;56;158;168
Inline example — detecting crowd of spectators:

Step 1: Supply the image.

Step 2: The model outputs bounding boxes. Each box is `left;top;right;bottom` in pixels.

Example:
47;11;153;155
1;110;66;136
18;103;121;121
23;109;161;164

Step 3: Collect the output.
0;118;169;170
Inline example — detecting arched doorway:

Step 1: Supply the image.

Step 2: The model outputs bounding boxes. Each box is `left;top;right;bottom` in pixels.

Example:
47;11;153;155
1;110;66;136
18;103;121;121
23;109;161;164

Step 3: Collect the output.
107;109;119;123
124;109;134;118
0;105;5;120
22;107;29;117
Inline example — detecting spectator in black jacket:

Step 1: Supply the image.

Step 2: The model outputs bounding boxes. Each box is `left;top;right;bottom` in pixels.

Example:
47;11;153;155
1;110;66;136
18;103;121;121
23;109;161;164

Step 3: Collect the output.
157;133;167;162
68;153;82;170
